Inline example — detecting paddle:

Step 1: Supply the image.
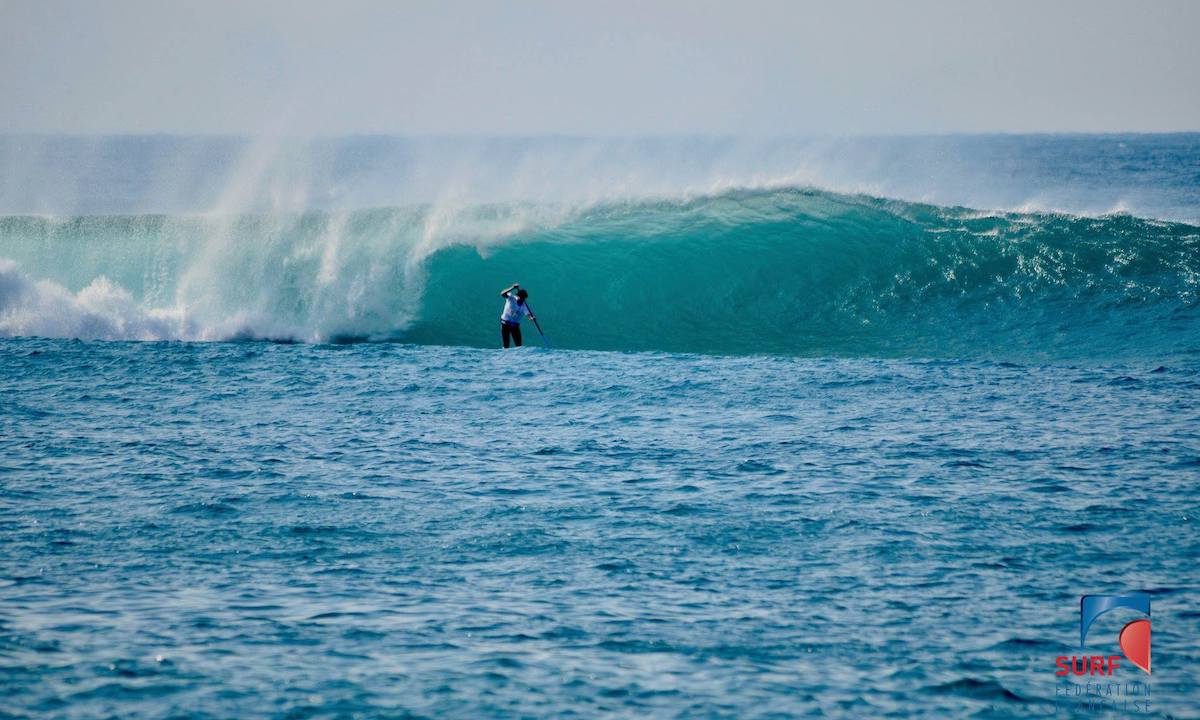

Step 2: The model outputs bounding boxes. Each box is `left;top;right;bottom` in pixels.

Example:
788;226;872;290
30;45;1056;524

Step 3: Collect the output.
525;303;551;348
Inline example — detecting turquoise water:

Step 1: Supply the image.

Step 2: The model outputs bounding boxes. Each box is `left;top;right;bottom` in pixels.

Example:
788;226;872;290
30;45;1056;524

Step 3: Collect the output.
2;135;1200;717
2;190;1198;359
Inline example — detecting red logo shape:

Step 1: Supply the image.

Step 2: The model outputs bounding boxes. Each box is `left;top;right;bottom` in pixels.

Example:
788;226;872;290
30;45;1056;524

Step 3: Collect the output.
1118;619;1151;674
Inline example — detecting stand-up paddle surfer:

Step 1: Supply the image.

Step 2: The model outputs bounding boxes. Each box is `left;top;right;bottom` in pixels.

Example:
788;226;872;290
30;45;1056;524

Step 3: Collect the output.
499;283;536;348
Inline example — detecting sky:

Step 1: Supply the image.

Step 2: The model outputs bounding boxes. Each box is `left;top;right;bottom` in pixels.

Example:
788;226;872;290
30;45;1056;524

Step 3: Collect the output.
1;0;1198;135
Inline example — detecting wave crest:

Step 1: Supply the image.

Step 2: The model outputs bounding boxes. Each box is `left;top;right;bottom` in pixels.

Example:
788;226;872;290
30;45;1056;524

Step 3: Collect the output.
2;187;1198;358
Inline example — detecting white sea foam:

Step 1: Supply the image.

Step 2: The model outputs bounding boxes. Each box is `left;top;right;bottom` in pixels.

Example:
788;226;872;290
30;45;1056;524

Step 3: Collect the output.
0;258;189;341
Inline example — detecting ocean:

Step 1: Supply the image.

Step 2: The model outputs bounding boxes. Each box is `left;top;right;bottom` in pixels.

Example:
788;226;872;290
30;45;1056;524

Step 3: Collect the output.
1;135;1198;718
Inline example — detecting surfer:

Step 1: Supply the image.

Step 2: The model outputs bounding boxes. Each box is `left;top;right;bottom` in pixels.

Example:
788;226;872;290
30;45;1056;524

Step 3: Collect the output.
499;283;536;348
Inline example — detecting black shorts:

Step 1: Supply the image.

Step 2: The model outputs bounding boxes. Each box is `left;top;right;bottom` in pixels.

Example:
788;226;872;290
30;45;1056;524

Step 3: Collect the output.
501;321;522;348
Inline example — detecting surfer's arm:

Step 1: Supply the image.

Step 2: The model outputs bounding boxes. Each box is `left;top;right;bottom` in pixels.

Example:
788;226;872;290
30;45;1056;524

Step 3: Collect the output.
500;283;519;298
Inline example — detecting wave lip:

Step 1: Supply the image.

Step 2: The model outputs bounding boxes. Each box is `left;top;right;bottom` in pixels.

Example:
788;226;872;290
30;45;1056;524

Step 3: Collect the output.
2;187;1199;360
412;188;1200;360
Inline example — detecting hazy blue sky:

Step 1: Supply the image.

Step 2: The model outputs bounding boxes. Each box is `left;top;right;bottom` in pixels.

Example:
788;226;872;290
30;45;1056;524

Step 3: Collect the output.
2;0;1197;135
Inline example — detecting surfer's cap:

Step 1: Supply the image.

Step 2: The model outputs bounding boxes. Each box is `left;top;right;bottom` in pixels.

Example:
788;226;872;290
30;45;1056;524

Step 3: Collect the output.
516;289;528;299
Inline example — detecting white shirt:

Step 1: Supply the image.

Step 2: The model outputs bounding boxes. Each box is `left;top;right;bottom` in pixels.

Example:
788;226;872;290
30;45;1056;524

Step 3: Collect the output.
500;294;532;324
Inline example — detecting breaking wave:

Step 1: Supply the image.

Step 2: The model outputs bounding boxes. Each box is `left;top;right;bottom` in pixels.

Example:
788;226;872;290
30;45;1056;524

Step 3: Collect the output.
2;187;1198;359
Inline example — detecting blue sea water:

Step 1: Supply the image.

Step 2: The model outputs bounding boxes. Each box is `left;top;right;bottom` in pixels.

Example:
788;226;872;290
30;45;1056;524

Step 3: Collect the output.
2;135;1200;717
3;341;1199;718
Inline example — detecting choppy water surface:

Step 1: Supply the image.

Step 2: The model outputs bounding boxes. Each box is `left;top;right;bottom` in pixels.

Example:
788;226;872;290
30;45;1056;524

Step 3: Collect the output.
2;339;1198;718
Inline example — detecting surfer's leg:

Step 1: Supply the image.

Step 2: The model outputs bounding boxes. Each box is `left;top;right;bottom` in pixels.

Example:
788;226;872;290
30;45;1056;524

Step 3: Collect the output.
513;324;523;347
501;322;511;348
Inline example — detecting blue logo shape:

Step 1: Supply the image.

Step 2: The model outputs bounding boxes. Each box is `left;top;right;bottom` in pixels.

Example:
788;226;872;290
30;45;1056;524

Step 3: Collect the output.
1080;593;1151;648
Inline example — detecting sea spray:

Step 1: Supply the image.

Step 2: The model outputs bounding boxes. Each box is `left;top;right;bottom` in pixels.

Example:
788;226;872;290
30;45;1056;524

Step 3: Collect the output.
1;188;1198;358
